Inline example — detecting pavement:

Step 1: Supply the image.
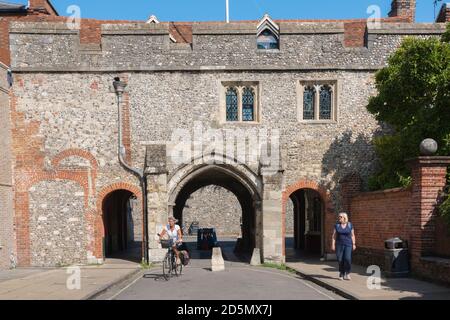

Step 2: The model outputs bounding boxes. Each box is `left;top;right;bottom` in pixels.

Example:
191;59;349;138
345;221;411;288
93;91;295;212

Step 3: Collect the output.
286;257;450;300
0;259;140;300
2;237;450;300
95;239;344;300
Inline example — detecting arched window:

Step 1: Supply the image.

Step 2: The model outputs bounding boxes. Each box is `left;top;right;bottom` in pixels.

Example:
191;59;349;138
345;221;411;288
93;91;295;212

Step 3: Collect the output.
242;87;255;121
257;29;279;50
226;88;239;122
303;86;315;120
319;85;332;120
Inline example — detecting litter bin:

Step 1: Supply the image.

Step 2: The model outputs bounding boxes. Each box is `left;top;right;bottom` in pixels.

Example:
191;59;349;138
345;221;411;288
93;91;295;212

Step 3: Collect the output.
384;237;410;277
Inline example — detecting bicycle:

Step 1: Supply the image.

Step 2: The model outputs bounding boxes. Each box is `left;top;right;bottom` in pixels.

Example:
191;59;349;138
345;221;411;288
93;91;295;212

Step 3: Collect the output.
160;238;183;281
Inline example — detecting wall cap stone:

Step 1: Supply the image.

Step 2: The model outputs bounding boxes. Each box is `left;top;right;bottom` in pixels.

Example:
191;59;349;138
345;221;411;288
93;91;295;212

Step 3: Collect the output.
192;21;346;35
405;156;450;167
193;22;256;34
9;21;78;34
101;23;169;35
280;22;345;34
368;22;447;34
11;65;384;73
420;256;450;266
352;187;411;200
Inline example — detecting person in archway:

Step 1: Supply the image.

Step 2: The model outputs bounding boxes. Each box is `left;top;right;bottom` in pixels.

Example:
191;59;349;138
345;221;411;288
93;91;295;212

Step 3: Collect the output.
331;212;356;280
158;216;183;265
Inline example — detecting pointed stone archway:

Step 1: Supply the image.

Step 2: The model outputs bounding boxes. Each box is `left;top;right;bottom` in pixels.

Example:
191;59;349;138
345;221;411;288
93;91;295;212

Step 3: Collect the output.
146;151;285;264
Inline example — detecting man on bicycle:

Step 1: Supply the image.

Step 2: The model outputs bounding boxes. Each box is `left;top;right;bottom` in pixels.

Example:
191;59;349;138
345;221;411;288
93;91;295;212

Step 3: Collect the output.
158;216;183;265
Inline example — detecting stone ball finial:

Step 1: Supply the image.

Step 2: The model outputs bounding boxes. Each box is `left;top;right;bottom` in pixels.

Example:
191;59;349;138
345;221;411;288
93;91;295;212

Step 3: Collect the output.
419;138;438;156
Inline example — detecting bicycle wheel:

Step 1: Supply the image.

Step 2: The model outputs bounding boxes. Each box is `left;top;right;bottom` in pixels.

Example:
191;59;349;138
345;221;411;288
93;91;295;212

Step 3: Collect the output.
175;262;183;277
162;253;171;281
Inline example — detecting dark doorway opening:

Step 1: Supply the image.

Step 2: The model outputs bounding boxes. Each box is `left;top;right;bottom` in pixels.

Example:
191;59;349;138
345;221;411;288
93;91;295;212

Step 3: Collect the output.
102;190;141;262
286;189;324;260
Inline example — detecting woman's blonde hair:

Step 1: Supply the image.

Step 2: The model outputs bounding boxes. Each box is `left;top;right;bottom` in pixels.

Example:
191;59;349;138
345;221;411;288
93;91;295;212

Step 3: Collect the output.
338;212;349;223
168;216;178;223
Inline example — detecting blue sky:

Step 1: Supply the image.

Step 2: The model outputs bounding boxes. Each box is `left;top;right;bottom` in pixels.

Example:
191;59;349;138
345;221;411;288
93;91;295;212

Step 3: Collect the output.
17;0;445;22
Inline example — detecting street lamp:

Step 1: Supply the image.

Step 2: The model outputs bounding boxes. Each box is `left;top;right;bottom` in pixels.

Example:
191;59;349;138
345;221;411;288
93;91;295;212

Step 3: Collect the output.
113;77;149;265
113;77;127;96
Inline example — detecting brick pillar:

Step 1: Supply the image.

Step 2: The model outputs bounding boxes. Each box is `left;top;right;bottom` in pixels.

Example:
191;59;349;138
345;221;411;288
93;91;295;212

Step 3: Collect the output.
436;3;450;23
407;157;450;260
28;0;58;15
340;173;362;215
388;0;416;22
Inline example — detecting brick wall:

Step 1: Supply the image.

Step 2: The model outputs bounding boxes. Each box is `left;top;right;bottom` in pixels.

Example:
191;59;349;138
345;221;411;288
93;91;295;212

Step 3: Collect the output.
349;157;450;285
344;22;367;48
388;0;416;22
350;188;412;267
436;3;450;23
0;62;13;269
435;217;450;257
28;0;58;16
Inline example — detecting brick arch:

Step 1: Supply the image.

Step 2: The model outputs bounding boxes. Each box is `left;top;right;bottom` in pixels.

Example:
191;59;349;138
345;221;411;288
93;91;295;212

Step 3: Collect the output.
96;182;142;213
282;179;335;257
51;148;99;170
93;182;142;260
51;149;99;197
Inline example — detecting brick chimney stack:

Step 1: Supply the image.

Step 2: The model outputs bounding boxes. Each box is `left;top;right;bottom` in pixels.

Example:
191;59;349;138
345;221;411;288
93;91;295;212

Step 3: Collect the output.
436;3;450;22
388;0;416;22
27;0;58;15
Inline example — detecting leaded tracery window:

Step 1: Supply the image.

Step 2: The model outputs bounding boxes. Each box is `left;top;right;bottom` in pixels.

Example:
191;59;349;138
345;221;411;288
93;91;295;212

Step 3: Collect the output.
303;86;315;120
226;88;239;122
299;81;337;122
319;85;332;120
242;87;255;121
223;83;259;123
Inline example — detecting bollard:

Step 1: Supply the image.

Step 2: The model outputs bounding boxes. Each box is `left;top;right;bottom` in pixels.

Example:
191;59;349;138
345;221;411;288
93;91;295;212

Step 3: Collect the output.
250;248;262;266
211;247;225;272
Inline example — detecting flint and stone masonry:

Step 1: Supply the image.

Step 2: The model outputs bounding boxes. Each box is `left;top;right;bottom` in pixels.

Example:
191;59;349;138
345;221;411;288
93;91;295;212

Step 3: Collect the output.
0;0;448;267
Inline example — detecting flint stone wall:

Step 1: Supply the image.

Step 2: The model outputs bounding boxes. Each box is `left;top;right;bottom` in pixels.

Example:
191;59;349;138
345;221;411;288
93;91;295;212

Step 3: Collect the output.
7;20;447;266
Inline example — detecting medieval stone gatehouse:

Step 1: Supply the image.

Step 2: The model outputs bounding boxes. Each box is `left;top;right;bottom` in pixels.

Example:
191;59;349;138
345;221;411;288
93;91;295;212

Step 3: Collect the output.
0;0;449;268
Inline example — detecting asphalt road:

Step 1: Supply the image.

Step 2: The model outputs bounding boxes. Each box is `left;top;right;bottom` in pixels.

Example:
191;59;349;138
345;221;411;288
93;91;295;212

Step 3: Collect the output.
97;238;344;300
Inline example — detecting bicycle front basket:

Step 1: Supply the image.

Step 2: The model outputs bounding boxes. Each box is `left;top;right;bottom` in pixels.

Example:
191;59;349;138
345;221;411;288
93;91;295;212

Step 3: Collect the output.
160;239;172;249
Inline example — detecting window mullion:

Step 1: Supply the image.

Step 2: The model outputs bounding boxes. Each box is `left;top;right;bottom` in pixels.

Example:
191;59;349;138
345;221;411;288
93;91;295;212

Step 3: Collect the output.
238;87;243;122
330;85;334;121
314;85;320;120
254;86;258;122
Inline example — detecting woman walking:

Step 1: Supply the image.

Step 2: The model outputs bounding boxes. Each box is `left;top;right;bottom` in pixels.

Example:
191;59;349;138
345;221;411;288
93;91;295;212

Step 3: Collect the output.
332;212;356;280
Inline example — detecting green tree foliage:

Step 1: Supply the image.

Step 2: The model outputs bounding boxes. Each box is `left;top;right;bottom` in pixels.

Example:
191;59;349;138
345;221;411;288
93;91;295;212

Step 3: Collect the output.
442;23;450;43
367;23;450;191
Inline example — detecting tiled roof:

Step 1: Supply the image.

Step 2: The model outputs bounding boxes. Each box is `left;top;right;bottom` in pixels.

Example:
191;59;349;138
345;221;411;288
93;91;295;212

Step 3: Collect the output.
0;1;26;11
169;23;193;43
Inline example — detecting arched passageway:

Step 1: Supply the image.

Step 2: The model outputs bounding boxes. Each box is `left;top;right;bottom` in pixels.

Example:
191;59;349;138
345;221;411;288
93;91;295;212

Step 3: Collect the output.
171;165;260;260
102;190;141;261
285;189;324;259
183;185;243;237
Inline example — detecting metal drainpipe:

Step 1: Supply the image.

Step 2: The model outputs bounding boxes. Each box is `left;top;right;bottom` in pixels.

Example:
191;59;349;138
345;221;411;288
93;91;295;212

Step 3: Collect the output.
115;79;149;264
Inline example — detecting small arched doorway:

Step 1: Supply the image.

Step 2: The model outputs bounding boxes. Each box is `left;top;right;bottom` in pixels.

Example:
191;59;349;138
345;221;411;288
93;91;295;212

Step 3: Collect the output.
102;189;141;261
285;189;324;259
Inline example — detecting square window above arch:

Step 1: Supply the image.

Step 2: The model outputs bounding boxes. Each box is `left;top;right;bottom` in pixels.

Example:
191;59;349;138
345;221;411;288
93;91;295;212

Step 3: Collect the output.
220;81;260;124
297;80;338;123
